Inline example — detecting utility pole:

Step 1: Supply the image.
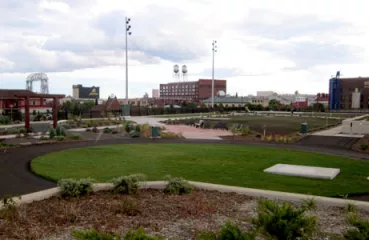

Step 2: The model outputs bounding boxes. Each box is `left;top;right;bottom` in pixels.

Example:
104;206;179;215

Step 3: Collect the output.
125;17;132;102
211;40;217;108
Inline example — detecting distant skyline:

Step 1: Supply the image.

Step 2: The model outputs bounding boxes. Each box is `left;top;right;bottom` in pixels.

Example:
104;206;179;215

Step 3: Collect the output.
0;0;369;98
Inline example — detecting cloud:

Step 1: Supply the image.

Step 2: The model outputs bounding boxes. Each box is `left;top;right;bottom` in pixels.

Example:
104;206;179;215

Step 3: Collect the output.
1;0;369;98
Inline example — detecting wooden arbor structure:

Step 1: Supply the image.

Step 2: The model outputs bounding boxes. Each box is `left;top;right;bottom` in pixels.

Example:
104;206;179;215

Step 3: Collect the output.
12;91;65;130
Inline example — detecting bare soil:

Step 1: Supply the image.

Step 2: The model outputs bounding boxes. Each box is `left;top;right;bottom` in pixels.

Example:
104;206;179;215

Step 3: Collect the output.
1;189;368;240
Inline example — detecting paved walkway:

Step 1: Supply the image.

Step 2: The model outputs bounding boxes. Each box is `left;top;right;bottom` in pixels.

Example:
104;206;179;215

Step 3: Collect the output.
2;138;369;199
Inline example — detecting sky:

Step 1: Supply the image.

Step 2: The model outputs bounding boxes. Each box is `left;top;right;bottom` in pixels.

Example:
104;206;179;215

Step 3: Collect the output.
0;0;368;98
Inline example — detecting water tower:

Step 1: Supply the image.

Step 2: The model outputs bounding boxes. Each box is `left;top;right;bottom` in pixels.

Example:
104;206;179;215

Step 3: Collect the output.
173;64;180;81
181;65;188;81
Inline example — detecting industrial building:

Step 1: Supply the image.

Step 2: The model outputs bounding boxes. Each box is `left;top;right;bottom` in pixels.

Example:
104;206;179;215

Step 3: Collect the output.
329;74;369;110
159;79;227;102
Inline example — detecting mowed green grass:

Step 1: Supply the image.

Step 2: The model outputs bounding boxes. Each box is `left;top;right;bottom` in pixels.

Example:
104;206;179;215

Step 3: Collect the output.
31;144;369;197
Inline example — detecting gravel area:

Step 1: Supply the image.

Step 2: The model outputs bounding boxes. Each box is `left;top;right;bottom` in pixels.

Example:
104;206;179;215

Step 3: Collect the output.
1;189;368;240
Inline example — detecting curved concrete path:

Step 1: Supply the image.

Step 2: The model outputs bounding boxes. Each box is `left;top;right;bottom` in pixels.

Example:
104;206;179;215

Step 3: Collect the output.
1;138;369;198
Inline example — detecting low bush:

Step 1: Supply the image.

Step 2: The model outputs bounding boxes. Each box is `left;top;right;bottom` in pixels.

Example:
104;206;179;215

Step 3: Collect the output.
55;125;66;136
344;213;369;240
124;122;132;132
252;199;317;240
0;142;15;148
164;175;194;195
92;127;99;133
70;133;82;140
72;229;119;240
112;130;118;134
117;199;141;216
49;128;56;139
360;144;368;151
240;126;252;136
58;178;94;197
135;124;141;132
198;221;255;240
72;227;163;240
0;115;10;124
0;195;21;221
112;174;146;194
56;136;65;141
103;127;112;133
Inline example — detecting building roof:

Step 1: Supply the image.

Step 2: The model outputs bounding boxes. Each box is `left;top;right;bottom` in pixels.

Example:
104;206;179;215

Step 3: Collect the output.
0;89;65;100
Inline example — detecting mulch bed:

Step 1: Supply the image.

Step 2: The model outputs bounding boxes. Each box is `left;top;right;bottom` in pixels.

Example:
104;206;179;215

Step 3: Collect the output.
352;135;369;153
1;189;368;240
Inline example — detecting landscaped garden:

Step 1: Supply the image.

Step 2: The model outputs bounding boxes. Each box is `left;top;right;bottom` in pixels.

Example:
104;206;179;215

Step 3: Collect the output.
1;174;369;239
31;144;369;197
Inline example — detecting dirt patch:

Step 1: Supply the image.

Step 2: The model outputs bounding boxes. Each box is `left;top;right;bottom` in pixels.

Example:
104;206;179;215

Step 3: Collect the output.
0;189;368;240
352;135;369;153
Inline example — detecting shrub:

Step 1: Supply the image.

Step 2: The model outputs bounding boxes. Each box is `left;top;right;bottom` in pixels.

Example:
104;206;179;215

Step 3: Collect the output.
0;195;21;220
112;130;118;134
240;126;251;136
112;174;146;194
56;136;65;141
124;227;163;240
55;125;66;136
49;127;56;139
198;221;255;240
58;178;94;197
103;127;112;133
0;116;10;124
118;199;141;216
124;122;132;132
301;198;317;210
360;144;368;151
71;133;82;140
92;127;99;133
164;175;194;195
345;202;357;214
253;199;317;240
72;229;119;240
344;213;369;240
135;124;141;132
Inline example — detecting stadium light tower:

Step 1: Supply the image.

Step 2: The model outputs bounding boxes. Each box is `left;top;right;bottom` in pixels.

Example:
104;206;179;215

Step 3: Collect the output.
211;40;217;108
125;17;132;101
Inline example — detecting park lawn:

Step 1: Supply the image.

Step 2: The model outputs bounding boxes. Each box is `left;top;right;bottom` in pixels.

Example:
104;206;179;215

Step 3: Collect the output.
31;144;369;197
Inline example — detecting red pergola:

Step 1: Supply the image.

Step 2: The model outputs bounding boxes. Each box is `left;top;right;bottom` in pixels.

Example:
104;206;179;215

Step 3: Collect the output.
11;91;65;130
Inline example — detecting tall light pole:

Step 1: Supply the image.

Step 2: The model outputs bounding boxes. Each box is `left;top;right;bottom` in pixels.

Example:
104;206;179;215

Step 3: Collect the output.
211;40;217;108
125;17;132;102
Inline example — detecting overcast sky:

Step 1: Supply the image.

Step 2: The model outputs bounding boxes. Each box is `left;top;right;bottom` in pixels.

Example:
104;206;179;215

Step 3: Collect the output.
0;0;368;98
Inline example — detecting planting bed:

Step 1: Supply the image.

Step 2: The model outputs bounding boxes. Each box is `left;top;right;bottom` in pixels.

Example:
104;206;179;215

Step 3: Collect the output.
0;189;367;240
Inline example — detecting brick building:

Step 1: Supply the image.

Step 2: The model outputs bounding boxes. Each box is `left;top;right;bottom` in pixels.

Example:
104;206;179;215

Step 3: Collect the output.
159;79;227;102
329;76;369;110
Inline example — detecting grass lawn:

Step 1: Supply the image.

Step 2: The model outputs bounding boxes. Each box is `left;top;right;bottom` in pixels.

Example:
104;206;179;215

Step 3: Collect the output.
31;144;369;197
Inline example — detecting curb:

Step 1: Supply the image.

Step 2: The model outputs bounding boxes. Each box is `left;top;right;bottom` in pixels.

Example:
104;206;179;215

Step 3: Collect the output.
1;181;369;210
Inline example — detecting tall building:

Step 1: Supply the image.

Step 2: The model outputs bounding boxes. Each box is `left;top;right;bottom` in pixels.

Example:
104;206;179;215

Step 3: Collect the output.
152;89;159;98
159;79;227;102
329;76;369;110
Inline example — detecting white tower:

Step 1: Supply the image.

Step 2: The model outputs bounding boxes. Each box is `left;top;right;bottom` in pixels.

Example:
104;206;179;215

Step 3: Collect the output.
181;65;188;82
173;64;180;81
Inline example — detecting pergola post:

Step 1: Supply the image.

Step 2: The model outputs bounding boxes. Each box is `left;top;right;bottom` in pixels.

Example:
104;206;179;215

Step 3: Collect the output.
53;97;58;128
24;97;30;130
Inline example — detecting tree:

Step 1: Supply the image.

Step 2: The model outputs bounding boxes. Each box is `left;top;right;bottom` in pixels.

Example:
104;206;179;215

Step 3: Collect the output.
268;99;281;111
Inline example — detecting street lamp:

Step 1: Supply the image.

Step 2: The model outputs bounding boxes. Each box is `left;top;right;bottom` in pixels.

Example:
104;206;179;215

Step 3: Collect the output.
125;17;132;102
211;40;217;108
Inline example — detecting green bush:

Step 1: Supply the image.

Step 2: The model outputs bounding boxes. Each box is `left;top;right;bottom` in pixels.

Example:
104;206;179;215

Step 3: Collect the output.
124;122;132;133
103;127;112;133
72;227;163;240
58;178;94;197
198;221;255;240
252;199;317;240
344;213;369;240
360;144;368;151
71;133;82;140
135;124;141;132
163;175;194;195
240;126;252;136
49;128;56;139
112;130;118;134
55;125;66;136
72;229;119;240
112;174;146;194
125;227;163;240
0;116;10;124
56;136;65;141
